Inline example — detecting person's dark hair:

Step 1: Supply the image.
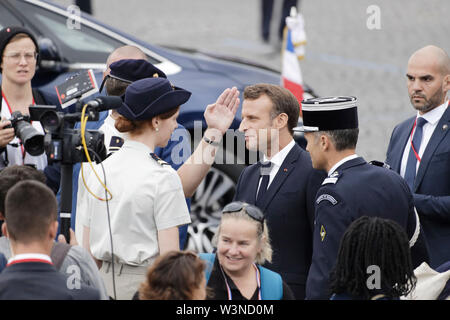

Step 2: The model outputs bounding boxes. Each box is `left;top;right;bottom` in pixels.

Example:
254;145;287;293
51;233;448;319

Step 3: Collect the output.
0;164;47;182
330;216;416;300
0;165;46;215
139;250;206;300
317;128;359;151
105;76;129;96
115;106;179;134
5;180;57;243
243;84;299;135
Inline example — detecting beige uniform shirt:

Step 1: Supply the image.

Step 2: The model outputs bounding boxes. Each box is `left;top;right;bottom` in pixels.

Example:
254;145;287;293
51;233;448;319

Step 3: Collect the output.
76;140;190;266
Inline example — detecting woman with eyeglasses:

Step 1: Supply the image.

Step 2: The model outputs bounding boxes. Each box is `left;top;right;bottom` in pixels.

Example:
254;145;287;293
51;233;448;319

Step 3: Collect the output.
0;26;48;172
200;201;294;300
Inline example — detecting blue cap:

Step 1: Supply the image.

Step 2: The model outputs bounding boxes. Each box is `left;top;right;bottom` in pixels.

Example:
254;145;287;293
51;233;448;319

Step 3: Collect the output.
116;77;191;121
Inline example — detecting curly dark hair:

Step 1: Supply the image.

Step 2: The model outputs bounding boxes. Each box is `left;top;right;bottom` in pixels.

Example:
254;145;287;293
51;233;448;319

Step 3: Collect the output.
139;251;206;300
330;216;416;299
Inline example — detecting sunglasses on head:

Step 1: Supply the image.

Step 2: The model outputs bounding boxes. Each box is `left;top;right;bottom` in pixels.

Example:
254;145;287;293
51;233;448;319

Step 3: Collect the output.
222;201;265;227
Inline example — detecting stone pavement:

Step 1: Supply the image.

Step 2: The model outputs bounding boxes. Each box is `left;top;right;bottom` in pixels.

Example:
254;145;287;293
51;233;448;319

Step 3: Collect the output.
54;0;449;161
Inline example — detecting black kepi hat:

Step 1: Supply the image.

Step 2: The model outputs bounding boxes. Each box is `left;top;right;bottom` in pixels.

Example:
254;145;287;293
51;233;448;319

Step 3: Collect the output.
299;96;358;132
116;77;191;121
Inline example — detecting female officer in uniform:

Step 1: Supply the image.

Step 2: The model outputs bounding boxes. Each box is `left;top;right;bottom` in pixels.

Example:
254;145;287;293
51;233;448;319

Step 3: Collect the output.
77;77;192;300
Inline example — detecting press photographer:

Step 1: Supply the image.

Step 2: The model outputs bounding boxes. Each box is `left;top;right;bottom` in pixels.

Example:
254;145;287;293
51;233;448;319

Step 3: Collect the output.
0;26;49;171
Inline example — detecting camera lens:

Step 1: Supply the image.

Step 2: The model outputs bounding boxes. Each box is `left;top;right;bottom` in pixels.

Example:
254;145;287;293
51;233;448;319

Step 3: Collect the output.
40;110;63;131
14;120;45;156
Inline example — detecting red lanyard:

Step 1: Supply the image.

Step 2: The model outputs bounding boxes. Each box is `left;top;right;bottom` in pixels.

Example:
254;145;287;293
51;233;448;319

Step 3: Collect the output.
409;118;422;162
1;92;35;162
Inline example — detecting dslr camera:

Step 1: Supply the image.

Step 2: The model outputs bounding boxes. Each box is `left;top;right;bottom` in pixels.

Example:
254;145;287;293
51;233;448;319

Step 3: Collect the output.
5;111;45;156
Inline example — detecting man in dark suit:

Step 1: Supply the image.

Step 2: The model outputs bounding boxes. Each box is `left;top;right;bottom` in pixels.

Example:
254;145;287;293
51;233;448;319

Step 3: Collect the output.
386;45;450;268
302;96;429;300
233;83;325;299
0;180;99;299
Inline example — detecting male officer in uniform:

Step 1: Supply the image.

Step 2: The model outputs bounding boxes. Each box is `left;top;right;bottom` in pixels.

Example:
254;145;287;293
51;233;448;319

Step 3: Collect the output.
302;96;429;300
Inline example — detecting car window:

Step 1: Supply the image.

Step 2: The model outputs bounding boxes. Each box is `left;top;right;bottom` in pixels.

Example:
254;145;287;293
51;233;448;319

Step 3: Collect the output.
0;3;23;28
13;1;160;66
14;1;122;64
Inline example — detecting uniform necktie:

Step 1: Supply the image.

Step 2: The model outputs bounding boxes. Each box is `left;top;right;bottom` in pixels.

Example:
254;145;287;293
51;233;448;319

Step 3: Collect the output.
256;161;272;206
404;117;427;190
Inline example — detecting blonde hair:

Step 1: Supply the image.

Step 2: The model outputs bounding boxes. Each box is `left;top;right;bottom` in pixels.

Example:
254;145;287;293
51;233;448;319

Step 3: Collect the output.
213;209;272;264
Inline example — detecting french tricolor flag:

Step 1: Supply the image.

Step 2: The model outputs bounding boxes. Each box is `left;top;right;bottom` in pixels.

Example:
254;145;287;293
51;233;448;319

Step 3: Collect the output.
282;8;306;112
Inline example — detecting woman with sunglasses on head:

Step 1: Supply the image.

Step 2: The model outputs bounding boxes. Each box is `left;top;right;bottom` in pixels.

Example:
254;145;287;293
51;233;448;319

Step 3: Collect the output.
78;77;193;300
0;26;48;173
200;201;294;300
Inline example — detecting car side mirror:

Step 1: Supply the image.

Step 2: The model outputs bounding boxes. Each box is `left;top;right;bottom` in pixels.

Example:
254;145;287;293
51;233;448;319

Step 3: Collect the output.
37;37;65;72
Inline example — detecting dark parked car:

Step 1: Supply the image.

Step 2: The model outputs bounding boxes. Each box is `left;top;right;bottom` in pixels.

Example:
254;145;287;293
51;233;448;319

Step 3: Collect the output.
0;0;315;251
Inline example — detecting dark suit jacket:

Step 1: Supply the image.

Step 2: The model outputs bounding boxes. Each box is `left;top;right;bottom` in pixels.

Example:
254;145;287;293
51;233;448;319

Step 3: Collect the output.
386;105;450;267
0;262;100;300
233;143;325;299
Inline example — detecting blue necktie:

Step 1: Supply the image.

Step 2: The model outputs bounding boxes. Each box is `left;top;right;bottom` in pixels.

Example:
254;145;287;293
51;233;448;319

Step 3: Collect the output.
256;161;272;206
404;117;427;190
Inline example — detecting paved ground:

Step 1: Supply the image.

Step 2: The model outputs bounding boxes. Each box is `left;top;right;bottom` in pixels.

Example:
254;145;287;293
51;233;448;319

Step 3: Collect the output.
54;0;450;161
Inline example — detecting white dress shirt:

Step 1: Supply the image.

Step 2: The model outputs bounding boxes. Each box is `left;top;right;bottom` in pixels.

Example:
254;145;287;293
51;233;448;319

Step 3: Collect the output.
328;154;359;177
257;139;296;194
400;102;448;178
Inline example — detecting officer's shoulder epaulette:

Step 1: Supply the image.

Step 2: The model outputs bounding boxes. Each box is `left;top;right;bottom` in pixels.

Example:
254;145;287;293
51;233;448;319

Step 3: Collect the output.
109;136;124;149
150;153;170;166
321;170;341;185
369;160;391;169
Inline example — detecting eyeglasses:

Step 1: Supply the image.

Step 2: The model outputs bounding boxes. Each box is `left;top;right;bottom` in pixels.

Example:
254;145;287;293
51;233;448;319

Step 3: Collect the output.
222;201;265;227
3;51;38;63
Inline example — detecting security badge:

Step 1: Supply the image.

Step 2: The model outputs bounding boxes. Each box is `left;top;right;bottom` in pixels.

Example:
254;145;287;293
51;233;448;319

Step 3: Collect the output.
150;153;170;166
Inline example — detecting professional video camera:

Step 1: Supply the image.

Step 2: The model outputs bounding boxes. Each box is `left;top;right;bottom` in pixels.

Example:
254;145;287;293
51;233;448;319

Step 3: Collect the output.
27;69;123;242
5;111;44;156
30;95;122;165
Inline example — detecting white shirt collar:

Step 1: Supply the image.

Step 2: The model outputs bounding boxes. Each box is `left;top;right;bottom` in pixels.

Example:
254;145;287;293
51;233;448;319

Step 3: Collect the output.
328;154;359;176
263;139;295;167
418;101;448;126
123;139;154;154
8;253;52;265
